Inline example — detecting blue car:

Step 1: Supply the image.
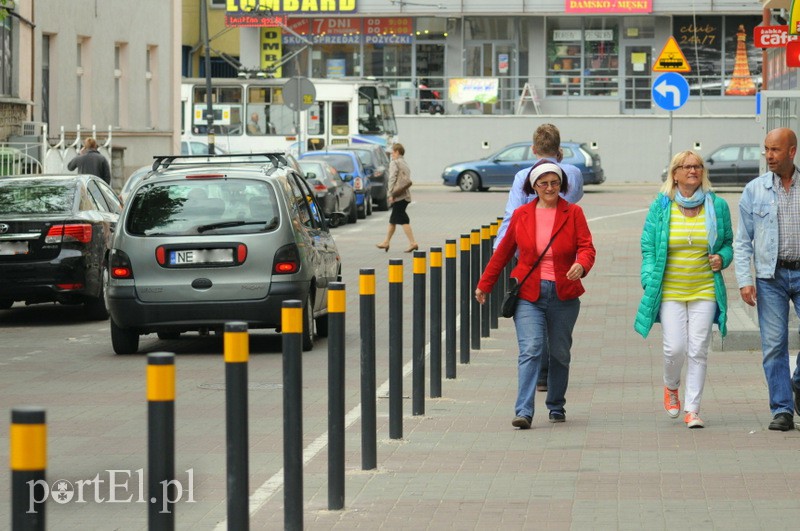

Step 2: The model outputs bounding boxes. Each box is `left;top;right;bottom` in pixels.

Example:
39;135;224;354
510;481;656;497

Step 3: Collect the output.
299;151;372;218
441;141;605;192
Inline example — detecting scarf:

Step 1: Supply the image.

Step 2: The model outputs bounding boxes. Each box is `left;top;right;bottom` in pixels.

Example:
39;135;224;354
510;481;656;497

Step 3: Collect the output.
675;189;717;251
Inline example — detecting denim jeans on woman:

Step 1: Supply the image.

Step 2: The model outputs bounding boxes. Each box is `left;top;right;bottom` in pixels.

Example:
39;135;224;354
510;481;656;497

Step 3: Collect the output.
755;267;800;416
513;280;580;419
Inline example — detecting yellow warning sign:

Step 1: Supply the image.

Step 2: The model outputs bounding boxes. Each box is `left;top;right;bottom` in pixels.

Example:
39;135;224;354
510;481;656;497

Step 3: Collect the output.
653;36;691;73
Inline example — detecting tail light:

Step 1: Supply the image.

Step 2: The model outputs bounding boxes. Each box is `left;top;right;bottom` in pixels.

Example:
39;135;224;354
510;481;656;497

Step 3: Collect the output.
110;249;134;279
353;177;364;191
56;283;84;290
45;224;92;244
273;244;300;275
237;244;247;263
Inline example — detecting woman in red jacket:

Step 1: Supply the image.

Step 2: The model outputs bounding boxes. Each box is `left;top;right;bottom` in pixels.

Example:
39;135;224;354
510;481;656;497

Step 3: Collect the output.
475;160;595;429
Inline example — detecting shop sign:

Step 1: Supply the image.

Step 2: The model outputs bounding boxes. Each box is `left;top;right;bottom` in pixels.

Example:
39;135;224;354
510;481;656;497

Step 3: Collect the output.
585;29;613;41
553;30;582;42
313;17;360;35
565;0;651;14
284;34;361;45
754;25;799;48
226;0;357;15
365;18;412;36
225;14;286;27
261;27;283;77
448;78;499;105
790;0;800;35
365;34;412;44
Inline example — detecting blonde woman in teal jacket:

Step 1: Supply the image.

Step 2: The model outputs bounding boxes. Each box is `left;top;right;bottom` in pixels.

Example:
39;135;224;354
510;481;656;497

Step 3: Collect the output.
634;150;733;429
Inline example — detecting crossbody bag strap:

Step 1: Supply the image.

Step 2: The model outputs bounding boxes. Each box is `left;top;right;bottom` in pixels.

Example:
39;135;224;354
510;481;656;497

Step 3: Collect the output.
514;224;562;291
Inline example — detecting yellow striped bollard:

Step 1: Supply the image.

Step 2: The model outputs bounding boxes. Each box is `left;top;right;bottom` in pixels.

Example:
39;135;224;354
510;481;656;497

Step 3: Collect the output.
328;283;346;510
224;322;249;529
147;352;176;530
282;300;304;530
10;406;46;530
359;268;377;470
388;259;404;439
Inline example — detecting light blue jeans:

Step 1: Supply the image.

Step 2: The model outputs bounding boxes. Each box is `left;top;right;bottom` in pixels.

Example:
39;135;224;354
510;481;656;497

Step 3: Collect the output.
755;268;800;416
513;280;580;419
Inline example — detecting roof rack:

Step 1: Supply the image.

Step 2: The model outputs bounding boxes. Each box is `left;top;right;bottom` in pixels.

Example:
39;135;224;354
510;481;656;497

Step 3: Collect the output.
151;153;287;172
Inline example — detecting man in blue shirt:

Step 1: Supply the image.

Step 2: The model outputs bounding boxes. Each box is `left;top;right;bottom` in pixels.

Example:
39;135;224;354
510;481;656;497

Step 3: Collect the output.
494;123;584;393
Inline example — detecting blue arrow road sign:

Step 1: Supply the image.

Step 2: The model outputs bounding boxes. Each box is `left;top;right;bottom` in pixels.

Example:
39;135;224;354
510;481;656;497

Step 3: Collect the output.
652;72;689;111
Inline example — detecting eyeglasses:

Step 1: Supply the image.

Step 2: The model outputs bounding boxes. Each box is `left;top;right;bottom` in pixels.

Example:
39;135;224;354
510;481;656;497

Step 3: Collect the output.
535;180;561;189
680;164;704;172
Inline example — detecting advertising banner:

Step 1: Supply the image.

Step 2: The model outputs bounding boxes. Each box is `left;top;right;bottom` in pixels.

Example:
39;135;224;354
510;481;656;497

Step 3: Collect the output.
565;0;652;14
448;78;499;105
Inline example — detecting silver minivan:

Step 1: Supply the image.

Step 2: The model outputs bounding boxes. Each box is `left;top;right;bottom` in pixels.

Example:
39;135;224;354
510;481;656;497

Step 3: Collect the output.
106;154;341;354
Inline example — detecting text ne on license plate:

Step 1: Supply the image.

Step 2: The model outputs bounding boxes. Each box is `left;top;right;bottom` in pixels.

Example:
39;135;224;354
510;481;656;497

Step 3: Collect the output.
169;248;233;265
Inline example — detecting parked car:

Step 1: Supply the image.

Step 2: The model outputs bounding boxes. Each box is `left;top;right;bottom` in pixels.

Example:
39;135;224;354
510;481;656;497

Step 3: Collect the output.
441;141;605;192
298;160;358;225
120;165;152;202
181;140;227;155
660;144;762;186
298;151;373;218
0;174;121;319
106;153;342;354
342;144;391;210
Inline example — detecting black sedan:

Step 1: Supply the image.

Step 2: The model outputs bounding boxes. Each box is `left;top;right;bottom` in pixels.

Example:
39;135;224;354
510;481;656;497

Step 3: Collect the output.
0;174;121;319
298;160;358;226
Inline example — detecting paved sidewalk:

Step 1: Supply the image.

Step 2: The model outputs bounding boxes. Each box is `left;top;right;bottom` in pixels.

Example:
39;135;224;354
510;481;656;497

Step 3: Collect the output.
246;193;800;530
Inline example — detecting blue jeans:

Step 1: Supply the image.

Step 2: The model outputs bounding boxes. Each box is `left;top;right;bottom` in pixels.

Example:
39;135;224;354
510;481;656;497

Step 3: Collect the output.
755;268;800;416
513;280;581;419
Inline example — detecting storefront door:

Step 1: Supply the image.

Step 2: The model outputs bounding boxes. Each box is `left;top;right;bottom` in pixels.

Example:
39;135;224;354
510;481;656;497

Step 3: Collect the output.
465;41;517;114
622;44;653;113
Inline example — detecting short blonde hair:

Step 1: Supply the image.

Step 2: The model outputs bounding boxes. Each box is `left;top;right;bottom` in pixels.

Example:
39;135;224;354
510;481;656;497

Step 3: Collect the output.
659;150;713;199
392;143;405;156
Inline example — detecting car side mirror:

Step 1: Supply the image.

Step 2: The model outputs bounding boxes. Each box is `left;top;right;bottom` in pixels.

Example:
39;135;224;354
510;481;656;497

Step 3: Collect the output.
341;175;353;182
706;157;714;164
305;171;317;179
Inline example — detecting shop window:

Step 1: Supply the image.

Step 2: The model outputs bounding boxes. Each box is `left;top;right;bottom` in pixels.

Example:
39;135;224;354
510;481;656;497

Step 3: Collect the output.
673;15;761;97
547;17;618;97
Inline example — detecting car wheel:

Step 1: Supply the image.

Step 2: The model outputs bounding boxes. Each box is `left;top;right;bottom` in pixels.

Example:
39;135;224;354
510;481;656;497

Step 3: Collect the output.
377;193;390;211
110;318;139;354
357;200;367;220
348;197;358;224
0;299;12;310
366;196;373;216
316;312;329;338
302;294;314;352
157;331;181;340
84;268;110;320
458;171;480;192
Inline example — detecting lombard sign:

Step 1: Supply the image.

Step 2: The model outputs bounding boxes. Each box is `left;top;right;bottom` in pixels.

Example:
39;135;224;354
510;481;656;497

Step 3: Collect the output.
753;25;800;48
226;0;357;15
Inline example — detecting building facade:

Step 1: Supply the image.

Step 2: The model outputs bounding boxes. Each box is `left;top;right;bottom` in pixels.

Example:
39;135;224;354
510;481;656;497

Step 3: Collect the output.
205;0;765;116
1;0;181;183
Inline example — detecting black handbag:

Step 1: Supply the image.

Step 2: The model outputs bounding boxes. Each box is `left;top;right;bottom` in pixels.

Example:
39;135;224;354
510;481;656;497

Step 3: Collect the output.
500;232;559;318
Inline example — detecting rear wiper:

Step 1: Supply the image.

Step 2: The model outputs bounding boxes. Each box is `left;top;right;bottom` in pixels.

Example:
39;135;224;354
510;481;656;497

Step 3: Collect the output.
197;217;278;233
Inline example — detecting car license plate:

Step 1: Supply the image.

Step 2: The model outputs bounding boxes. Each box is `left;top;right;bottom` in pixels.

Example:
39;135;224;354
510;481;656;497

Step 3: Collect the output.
0;241;29;255
169;248;233;265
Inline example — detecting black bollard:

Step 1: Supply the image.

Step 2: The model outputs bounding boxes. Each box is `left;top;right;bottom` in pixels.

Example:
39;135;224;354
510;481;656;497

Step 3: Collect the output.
412;250;426;416
480;225;491;338
224;322;250;530
328;283;346;510
429;246;443;397
489;221;500;329
388;259;404;439
470;229;481;350
444;239;457;379
10;406;46;531
359;268;377;470
147;352;176;531
282;300;304;531
459;234;471;364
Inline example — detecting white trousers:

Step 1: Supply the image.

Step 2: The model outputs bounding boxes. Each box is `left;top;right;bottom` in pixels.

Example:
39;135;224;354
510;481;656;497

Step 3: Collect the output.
660;300;716;414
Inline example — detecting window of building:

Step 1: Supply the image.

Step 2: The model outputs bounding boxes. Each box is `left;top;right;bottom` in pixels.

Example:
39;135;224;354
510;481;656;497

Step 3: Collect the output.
114;43;129;127
42;35;51;127
547;17;619;97
146;46;157;129
672;15;761;97
0;16;11;96
77;38;88;125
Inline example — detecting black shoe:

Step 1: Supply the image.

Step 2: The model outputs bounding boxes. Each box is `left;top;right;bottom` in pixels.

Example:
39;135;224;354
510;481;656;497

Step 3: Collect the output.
768;412;794;431
548;411;566;423
512;416;532;429
794;384;800;416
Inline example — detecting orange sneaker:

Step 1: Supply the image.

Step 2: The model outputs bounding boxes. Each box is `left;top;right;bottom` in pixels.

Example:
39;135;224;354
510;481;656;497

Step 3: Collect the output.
684;411;704;429
663;387;680;418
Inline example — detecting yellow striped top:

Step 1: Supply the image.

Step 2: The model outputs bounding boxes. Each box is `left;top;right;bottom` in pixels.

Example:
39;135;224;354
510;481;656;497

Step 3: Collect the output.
662;202;715;302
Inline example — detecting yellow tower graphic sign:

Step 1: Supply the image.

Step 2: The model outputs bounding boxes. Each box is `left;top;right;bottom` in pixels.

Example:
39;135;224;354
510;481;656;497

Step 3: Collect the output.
725;25;756;96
